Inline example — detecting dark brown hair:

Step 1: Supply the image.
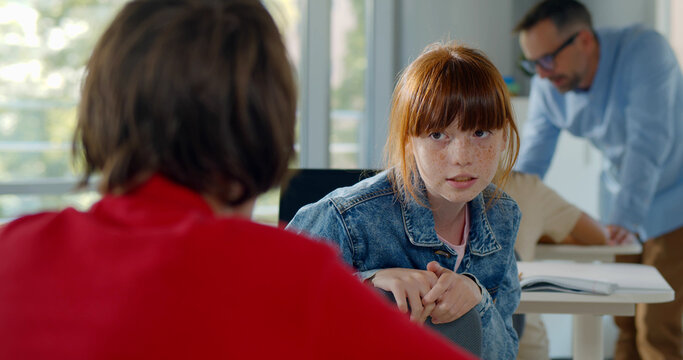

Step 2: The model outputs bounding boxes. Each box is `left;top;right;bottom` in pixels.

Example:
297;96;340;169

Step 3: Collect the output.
514;0;593;33
384;42;519;204
75;0;296;206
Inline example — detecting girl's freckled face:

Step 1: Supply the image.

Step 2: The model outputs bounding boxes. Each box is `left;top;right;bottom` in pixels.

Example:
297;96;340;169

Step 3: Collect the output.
411;120;506;208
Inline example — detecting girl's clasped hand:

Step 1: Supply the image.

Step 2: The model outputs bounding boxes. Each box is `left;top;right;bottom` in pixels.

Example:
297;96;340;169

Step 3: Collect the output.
371;262;482;324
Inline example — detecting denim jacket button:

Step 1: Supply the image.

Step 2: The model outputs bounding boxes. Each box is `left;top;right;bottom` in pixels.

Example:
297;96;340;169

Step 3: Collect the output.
434;250;450;258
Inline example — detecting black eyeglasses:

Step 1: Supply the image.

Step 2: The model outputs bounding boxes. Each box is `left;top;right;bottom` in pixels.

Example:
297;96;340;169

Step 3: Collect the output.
520;32;579;75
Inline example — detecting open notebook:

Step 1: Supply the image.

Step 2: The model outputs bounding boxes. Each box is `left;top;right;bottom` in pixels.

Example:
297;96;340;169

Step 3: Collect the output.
517;261;669;296
520;274;617;295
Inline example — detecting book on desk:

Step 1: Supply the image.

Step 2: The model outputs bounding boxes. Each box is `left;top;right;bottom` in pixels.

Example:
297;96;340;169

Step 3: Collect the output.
520;274;617;295
518;261;669;296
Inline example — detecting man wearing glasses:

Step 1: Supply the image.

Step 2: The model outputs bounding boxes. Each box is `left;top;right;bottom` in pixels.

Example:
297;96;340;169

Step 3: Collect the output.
514;1;683;359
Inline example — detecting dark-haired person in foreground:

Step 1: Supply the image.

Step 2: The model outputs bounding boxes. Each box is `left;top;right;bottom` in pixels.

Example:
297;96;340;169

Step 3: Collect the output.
0;1;475;359
514;1;683;359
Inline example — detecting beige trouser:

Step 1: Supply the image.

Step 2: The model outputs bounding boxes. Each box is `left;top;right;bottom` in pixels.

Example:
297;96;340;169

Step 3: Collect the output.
517;313;550;360
614;226;683;360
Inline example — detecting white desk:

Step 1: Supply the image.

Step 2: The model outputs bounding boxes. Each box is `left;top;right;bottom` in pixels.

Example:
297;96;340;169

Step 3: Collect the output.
534;241;642;262
516;262;674;360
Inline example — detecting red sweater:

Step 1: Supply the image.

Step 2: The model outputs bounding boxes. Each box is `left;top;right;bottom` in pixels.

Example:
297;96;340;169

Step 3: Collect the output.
0;176;474;359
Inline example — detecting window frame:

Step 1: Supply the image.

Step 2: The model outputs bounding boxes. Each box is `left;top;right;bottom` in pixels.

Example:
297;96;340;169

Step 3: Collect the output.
0;0;401;222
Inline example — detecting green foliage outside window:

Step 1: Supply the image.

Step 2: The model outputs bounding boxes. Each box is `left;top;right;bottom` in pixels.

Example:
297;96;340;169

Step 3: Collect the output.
0;1;124;219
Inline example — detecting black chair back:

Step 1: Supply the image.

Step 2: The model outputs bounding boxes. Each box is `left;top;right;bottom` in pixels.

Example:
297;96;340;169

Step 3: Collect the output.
278;168;376;224
376;289;482;357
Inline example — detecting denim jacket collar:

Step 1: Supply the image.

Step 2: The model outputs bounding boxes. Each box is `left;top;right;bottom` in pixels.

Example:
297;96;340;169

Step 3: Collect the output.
401;185;502;256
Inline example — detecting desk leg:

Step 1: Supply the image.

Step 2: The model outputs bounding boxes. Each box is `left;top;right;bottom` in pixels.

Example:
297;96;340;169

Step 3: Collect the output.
572;314;603;360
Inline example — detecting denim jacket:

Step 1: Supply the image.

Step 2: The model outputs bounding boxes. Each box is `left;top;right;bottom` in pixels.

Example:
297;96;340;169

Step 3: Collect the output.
287;170;521;359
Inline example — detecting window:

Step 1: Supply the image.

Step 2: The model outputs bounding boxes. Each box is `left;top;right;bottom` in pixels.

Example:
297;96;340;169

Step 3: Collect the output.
254;0;303;224
0;0;387;227
0;1;124;222
330;0;366;168
255;0;371;225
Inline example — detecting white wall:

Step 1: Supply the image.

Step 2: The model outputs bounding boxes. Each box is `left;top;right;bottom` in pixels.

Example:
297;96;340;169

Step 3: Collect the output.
398;0;516;76
587;0;656;28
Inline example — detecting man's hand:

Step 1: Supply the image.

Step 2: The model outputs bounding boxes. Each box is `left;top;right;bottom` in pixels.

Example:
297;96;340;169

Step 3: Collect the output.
422;261;482;324
606;225;637;245
371;268;438;323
